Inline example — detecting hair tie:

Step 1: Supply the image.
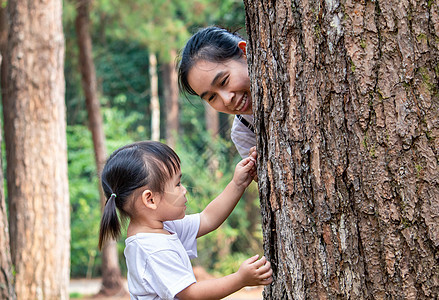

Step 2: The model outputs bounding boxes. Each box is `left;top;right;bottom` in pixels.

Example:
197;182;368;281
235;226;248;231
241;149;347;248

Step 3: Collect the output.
105;193;117;206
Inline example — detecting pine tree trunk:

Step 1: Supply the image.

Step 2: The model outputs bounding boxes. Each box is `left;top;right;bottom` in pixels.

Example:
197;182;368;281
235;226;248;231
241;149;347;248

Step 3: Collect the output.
149;52;160;141
0;3;15;298
163;49;179;148
75;0;126;296
244;0;439;299
3;0;70;298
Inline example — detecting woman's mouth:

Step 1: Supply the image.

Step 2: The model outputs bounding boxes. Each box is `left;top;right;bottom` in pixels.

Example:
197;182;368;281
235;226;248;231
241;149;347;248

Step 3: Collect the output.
235;93;248;112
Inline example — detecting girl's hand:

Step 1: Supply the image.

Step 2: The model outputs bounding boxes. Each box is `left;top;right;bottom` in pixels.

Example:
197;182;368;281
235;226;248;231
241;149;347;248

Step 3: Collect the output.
176;254;273;300
232;156;257;188
248;147;258;182
236;255;273;286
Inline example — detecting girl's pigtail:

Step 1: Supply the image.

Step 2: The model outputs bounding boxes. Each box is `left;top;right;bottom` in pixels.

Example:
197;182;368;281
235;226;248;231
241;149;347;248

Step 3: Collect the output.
98;193;121;250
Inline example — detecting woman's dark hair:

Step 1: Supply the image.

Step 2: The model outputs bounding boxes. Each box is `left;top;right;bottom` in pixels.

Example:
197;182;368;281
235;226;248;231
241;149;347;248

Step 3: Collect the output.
98;141;180;250
178;26;245;96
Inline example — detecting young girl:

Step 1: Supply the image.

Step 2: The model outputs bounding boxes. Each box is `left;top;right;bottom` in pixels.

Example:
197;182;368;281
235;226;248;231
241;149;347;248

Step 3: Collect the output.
178;26;256;159
98;141;272;299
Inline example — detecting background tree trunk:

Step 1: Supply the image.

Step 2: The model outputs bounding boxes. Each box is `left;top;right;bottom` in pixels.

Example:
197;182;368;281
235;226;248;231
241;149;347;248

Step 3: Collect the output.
0;3;15;298
3;0;70;298
0;160;15;300
163;49;179;148
205;105;219;138
149;52;160;141
205;104;219;173
75;0;126;296
244;0;439;299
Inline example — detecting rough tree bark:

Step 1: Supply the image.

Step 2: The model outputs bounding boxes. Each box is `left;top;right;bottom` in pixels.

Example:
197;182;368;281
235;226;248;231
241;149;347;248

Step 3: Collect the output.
244;0;439;299
3;0;70;298
75;0;126;296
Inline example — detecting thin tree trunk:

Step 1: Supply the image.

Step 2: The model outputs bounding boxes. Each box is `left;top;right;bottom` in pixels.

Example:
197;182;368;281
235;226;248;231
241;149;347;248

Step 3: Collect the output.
3;0;70;298
205;104;219;174
163;49;179;148
0;2;15;298
149;52;160;141
205;105;219;138
75;0;126;296
244;0;439;299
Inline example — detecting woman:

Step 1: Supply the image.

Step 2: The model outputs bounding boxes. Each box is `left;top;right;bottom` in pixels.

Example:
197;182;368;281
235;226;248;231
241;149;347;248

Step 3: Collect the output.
178;26;256;159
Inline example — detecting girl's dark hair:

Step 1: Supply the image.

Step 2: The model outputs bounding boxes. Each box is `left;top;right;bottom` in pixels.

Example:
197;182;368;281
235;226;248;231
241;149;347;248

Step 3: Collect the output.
98;141;180;250
178;26;245;96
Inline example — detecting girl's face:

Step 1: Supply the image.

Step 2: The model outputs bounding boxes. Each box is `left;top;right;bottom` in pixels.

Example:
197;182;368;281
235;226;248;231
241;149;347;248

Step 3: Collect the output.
187;58;253;115
157;170;187;221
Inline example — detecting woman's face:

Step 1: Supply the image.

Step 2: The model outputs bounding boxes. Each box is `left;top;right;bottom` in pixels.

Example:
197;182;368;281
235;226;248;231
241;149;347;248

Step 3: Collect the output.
187;58;253;115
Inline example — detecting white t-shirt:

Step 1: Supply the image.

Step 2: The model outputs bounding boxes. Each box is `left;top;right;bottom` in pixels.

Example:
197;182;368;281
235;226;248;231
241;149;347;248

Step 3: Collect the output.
124;214;200;300
231;115;256;158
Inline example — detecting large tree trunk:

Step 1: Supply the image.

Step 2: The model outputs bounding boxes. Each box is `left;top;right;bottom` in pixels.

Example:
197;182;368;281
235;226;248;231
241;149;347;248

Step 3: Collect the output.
149;52;160;141
3;0;70;298
0;3;15;299
75;0;126;296
163;49;179;148
244;0;439;299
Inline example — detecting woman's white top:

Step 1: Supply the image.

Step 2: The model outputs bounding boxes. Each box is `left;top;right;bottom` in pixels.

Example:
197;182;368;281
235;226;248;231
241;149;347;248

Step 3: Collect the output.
231;114;256;158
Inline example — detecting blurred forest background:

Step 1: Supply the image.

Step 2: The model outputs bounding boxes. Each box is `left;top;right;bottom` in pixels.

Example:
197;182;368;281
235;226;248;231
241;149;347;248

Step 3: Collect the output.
61;0;263;280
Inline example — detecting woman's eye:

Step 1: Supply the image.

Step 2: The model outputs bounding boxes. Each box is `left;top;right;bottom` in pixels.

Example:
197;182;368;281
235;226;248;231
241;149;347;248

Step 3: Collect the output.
176;182;181;187
208;94;216;102
220;76;229;86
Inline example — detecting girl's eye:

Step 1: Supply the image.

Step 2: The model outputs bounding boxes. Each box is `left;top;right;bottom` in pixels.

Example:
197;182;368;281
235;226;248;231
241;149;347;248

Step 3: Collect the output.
208;94;216;102
176;182;181;187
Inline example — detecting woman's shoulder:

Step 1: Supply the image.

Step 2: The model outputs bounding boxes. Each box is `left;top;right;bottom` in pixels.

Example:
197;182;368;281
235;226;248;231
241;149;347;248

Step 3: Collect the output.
232;115;254;132
231;115;256;158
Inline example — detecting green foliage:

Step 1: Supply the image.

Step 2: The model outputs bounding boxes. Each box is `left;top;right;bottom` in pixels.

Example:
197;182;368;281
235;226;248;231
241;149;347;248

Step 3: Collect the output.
68;125;101;277
64;38;151;128
69;292;82;299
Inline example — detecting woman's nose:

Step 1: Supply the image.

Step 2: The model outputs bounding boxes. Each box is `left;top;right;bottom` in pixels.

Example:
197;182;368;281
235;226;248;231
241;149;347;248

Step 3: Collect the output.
219;90;234;105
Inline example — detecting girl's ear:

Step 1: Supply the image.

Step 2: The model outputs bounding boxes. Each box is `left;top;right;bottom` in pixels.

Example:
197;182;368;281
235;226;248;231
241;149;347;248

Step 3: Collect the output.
238;41;247;56
141;189;159;209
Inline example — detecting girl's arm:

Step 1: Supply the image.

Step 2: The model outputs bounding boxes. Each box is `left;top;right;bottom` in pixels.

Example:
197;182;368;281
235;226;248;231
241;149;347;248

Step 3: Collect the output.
197;152;256;238
177;255;272;300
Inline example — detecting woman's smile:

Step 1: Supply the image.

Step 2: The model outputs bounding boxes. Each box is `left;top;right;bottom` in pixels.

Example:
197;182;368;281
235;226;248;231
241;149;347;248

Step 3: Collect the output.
235;92;249;112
